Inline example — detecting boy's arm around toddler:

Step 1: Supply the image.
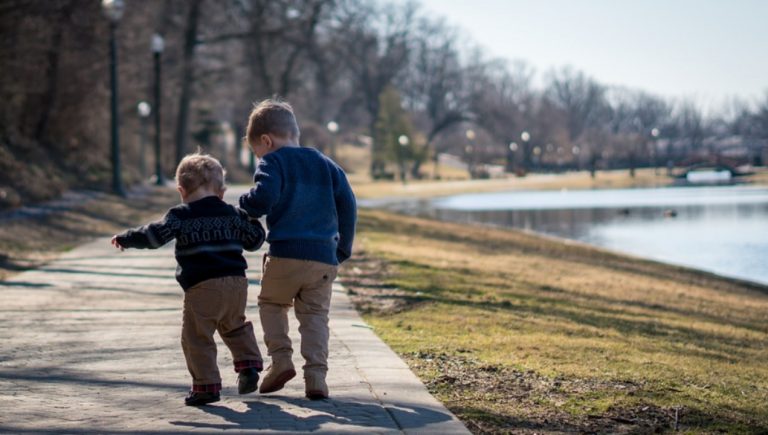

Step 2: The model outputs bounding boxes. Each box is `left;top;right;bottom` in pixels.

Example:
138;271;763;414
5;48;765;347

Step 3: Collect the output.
238;208;266;252
238;157;281;218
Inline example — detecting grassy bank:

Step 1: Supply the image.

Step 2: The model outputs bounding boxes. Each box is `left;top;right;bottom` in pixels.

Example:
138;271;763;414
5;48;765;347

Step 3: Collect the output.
340;208;768;433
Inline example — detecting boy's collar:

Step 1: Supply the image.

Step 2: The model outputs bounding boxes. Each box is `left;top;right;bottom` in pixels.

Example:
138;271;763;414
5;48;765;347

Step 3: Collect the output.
182;193;222;204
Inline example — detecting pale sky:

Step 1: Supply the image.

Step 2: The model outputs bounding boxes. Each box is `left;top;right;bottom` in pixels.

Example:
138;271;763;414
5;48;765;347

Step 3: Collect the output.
414;0;768;110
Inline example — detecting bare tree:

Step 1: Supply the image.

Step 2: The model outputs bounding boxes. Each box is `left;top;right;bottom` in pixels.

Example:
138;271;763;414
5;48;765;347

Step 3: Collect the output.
174;0;202;165
673;100;705;163
337;0;416;177
606;88;670;175
545;67;608;177
470;58;534;174
402;17;470;178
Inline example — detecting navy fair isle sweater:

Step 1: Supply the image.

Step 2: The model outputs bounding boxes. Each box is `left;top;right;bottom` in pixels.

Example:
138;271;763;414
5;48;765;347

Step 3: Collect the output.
239;146;356;265
115;196;265;290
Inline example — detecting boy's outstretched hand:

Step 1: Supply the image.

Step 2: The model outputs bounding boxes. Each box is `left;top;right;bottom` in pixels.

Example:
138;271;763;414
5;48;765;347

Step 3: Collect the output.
111;235;125;251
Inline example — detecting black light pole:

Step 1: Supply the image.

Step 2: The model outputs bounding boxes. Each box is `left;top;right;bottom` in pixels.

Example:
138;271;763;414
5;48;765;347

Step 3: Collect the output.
521;130;531;172
137;101;151;179
152;33;165;185
327;121;339;161
465;129;476;178
651;127;660;175
103;0;125;196
508;141;518;174
397;134;409;184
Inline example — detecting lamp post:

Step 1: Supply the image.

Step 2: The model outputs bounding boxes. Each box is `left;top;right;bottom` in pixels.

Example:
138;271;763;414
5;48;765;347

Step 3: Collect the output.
137;101;151;179
532;146;542;169
572;145;581;171
651;127;660;175
520;130;530;172
508;141;518;175
465;129;476;177
397;134;409;184
102;0;125;196
151;33;165;185
327;121;339;161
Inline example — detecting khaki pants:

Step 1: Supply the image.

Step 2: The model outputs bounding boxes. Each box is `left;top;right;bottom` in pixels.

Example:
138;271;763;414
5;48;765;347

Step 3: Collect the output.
259;255;338;379
181;276;263;391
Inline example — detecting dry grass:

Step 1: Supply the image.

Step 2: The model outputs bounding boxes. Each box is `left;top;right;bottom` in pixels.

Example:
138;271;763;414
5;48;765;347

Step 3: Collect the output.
340;209;768;433
0;185;178;281
350;168;678;200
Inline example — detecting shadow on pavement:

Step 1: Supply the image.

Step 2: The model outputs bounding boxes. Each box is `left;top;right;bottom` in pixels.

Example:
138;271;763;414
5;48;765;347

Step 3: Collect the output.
170;396;452;432
0;280;53;287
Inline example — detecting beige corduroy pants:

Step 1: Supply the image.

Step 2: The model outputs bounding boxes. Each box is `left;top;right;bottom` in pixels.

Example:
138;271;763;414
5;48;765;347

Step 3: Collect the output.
258;255;338;379
181;276;263;389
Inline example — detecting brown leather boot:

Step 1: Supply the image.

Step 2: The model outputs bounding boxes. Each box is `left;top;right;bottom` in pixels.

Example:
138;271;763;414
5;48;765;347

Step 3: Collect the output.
305;374;328;400
258;359;296;394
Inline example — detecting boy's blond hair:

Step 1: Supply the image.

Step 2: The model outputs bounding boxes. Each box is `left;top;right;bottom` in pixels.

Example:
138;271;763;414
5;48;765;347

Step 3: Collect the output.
175;153;226;194
245;99;300;146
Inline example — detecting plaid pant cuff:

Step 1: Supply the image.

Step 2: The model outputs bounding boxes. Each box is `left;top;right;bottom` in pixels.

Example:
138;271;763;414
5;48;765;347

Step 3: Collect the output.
234;360;264;372
191;383;222;393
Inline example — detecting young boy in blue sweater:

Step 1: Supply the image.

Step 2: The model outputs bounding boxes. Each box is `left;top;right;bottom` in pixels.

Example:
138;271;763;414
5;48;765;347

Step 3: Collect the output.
112;153;265;406
239;99;356;400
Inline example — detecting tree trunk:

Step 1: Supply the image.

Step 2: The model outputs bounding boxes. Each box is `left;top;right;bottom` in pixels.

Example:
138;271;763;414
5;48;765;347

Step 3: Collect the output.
35;1;73;142
174;0;201;165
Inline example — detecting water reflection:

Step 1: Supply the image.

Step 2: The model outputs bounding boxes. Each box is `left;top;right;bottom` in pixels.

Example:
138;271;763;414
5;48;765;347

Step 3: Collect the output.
375;186;768;286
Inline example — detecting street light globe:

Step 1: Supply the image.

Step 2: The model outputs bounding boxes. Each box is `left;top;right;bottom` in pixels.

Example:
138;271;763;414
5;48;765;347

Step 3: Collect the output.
137;101;151;118
286;8;301;19
651;128;660;138
465;129;476;140
509;142;518;152
398;135;409;146
101;0;125;22
327;121;339;133
521;131;530;142
572;146;580;155
151;33;165;53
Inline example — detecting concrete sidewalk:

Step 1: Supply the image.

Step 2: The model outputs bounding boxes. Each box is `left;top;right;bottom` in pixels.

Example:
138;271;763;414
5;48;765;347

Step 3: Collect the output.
0;236;470;434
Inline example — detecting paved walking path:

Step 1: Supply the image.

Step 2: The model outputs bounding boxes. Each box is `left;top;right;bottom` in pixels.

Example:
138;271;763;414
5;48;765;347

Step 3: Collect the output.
0;199;470;434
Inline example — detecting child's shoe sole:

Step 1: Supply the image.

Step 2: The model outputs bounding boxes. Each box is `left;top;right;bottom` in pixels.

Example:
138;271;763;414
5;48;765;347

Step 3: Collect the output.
184;391;220;406
305;390;328;400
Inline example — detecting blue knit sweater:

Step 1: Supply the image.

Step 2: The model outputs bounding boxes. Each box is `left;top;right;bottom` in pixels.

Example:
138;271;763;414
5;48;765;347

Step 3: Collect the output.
239;146;357;265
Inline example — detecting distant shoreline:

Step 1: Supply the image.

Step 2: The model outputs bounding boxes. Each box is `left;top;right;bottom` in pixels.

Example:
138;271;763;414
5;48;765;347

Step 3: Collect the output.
349;167;768;201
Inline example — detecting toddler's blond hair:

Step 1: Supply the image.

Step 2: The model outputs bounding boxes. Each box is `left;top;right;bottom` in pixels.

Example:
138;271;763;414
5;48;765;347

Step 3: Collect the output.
175;153;226;194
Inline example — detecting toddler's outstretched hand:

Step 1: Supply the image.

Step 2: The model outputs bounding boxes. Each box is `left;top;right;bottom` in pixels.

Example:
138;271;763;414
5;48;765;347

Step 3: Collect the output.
111;235;124;251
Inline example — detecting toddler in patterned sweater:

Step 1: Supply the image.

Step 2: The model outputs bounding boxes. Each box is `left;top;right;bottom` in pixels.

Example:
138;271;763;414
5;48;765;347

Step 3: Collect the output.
112;153;265;406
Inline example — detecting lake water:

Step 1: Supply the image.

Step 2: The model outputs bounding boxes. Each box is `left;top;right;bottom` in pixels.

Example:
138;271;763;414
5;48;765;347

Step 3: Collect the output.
368;185;768;286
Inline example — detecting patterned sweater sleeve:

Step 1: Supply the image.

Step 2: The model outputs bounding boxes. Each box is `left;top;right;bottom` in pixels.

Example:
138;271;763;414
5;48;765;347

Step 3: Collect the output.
115;209;179;249
238;208;266;252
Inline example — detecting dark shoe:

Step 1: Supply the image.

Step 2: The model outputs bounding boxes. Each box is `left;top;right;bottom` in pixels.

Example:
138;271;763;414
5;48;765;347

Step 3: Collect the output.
305;375;329;400
259;360;296;394
305;390;328;400
238;367;260;395
184;391;220;406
